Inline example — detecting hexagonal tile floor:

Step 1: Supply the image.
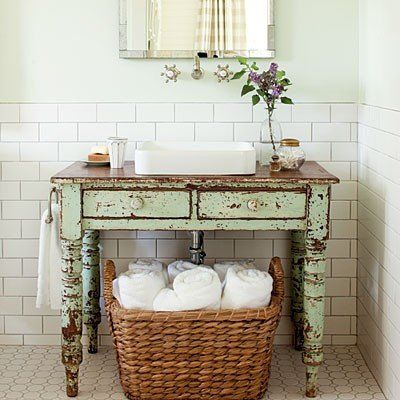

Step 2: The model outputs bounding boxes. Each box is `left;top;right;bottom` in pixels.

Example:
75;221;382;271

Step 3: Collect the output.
0;345;385;399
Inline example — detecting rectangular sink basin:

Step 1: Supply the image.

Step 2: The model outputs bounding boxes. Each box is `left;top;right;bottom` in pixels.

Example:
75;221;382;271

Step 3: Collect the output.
135;141;256;175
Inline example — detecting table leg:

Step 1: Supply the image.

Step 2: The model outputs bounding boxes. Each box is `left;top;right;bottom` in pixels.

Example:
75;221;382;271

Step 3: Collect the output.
291;230;305;351
61;238;83;397
303;185;330;398
82;230;101;354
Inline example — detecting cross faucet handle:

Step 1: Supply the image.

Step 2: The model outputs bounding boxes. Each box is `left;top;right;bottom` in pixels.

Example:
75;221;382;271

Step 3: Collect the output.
161;64;181;83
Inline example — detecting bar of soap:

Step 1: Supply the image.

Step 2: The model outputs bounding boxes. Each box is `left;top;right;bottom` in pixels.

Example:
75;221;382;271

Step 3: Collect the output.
90;145;109;155
88;154;110;162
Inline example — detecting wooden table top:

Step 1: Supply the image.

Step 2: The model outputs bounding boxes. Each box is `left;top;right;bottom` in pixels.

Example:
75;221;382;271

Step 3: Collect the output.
51;161;339;185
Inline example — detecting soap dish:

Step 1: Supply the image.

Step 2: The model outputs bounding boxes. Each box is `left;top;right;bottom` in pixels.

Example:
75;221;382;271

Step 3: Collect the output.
81;160;110;167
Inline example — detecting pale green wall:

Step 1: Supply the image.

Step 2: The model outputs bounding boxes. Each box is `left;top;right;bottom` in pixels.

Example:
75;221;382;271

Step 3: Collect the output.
0;0;358;103
359;0;400;110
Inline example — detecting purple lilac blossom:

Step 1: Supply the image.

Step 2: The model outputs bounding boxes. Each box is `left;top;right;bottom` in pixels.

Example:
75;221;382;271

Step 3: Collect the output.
269;63;278;74
249;71;261;84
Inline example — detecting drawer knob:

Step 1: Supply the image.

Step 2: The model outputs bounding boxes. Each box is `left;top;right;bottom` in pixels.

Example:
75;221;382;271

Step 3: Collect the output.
247;199;260;212
131;197;144;210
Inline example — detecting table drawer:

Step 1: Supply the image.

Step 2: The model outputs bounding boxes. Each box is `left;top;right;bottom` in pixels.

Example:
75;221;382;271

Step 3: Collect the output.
198;189;306;220
83;189;191;219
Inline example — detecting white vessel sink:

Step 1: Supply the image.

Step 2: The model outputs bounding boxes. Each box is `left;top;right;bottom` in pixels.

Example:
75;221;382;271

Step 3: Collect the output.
135;141;256;175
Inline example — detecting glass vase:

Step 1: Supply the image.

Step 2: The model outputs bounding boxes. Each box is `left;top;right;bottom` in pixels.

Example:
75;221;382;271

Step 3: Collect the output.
260;116;283;166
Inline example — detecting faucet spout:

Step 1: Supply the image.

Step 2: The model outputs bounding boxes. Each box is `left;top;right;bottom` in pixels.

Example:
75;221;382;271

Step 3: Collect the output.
191;55;204;80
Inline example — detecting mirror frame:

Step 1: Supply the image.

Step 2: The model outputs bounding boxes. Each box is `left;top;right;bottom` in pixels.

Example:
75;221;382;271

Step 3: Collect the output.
119;0;275;59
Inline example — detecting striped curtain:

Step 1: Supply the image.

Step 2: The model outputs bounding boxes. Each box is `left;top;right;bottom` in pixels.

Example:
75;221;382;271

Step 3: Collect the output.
195;0;247;54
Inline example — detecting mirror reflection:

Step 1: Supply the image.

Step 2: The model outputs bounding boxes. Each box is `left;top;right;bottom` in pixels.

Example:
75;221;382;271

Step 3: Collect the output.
120;0;275;58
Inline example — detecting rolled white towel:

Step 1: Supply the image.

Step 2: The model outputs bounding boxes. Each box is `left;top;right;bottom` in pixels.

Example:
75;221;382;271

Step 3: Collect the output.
113;268;166;310
167;260;211;283
129;259;168;284
221;267;273;310
213;259;257;283
153;267;222;311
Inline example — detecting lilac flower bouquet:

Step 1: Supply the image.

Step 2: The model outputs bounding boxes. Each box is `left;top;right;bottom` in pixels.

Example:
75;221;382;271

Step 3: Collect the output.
232;58;293;152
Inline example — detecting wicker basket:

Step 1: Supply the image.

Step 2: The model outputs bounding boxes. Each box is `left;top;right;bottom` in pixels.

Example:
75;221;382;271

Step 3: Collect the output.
104;257;284;400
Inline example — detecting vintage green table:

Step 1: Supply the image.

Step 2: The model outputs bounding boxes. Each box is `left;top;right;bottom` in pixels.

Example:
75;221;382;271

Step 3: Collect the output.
51;160;339;398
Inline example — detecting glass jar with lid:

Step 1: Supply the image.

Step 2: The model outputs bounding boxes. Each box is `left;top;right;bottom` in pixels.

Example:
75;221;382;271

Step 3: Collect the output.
276;138;306;171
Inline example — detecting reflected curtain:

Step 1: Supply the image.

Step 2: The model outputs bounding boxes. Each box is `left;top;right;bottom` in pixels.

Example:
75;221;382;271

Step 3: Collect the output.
195;0;247;54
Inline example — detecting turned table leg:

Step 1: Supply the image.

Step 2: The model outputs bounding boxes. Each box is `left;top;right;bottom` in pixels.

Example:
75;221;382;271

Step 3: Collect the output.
302;185;330;398
61;239;83;397
291;230;305;351
82;230;101;354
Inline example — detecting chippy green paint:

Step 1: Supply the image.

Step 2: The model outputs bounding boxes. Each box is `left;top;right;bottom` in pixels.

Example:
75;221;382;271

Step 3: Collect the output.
302;184;330;398
58;176;334;398
82;230;101;354
291;230;305;351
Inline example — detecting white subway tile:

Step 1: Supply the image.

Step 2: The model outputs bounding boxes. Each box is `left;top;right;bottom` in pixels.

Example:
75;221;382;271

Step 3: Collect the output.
20;142;58;161
331;181;357;200
2;201;40;219
0;182;20;200
196;123;233;141
281;123;312;142
0;104;19;122
331;104;358;123
59;103;96;122
21;182;51;200
5;316;42;334
0;297;22;315
214;104;252;122
326;240;350;258
156;123;194;141
20;104;58;122
253;103;292;122
0;221;21;238
39;162;70;180
175;103;213;122
3;240;39;258
21;220;41;238
0;259;22;277
235;239;273;258
2;162;39;181
233;123;260;142
332;142;358;161
117;123;155;141
331;220;357;239
78;122;116;141
331;297;357;315
40;123;77;142
1;123;39;141
136;103;174;122
118;239;156;258
22;259;38;277
330;201;351;220
324;316;351;334
24;335;60;345
59;142;94;161
292;104;330;122
301;142;331;161
313;123;351;142
156;239;190;258
0;143;20;161
319;162;351;180
203;240;234;258
23;297;59;316
0;335;23;345
97;103;135;122
3;277;37;296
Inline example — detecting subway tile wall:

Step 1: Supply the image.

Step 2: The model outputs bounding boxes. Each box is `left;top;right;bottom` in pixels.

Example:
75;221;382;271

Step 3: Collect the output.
0;102;358;346
358;104;400;399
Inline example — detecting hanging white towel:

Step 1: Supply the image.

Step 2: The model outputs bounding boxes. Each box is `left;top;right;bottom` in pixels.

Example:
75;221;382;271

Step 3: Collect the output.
36;204;62;310
167;260;211;283
213;259;257;283
221;267;273;310
113;268;166;310
153;267;222;311
129;259;168;284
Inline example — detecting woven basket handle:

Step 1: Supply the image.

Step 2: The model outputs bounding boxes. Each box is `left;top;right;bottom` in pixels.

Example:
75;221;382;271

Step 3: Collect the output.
103;259;117;314
268;257;285;305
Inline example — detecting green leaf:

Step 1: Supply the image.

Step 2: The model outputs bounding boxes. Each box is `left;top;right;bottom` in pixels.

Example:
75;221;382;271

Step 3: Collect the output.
280;78;291;86
237;56;248;65
252;95;261;106
281;97;294;105
231;70;246;80
241;84;255;96
250;62;259;71
276;70;286;80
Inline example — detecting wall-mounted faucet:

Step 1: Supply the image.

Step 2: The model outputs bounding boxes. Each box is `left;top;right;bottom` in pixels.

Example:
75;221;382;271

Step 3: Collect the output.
191;55;204;80
189;230;206;265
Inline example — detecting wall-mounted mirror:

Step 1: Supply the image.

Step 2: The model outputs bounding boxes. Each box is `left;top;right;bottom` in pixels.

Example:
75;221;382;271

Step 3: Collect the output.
120;0;275;58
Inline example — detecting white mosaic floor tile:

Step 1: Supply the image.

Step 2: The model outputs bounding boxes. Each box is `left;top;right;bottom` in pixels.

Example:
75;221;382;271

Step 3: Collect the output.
0;346;385;399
